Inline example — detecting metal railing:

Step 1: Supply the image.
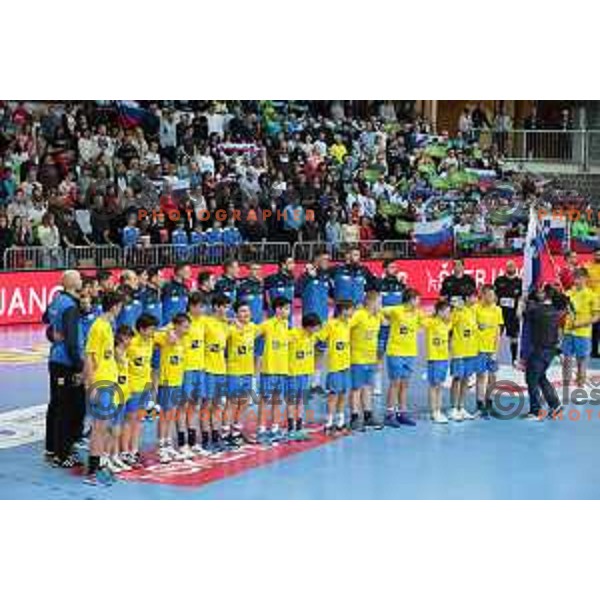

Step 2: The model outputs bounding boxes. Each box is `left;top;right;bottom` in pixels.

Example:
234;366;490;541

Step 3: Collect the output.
2;242;294;272
475;129;596;170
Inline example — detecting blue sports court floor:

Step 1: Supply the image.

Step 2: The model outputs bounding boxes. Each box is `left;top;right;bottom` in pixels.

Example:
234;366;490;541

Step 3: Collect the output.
1;325;600;500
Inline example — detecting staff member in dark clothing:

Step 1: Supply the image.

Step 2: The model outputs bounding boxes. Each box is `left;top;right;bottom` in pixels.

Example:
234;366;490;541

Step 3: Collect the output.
520;285;566;420
43;270;85;467
494;260;523;365
440;259;477;306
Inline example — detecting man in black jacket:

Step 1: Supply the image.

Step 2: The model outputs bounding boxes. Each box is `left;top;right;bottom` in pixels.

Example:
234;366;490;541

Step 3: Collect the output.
520;285;565;420
440;259;476;306
43;270;85;467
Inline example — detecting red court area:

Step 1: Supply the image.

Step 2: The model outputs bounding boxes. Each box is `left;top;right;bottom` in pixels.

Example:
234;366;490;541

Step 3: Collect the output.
116;426;340;487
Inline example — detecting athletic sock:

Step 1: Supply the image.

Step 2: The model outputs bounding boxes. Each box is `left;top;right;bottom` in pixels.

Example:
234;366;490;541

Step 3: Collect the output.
87;455;100;475
201;431;210;447
188;428;197;447
211;430;220;444
287;417;295;432
364;410;373;422
337;412;345;427
326;414;334;427
296;418;303;431
350;412;359;423
177;431;186;448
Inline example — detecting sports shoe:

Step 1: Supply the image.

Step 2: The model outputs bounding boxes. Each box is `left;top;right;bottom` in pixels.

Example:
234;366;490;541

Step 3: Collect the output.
548;405;564;420
166;445;187;461
268;429;284;443
44;450;55;463
111;455;131;471
449;408;462;421
334;424;347;433
525;412;543;421
350;417;365;432
96;467;116;485
178;445;196;460
384;414;401;428
397;412;416;426
294;429;310;441
364;415;384;430
105;456;124;474
158;448;172;464
54;454;83;468
324;424;336;436
432;411;449;424
191;444;211;457
460;408;475;420
256;430;272;445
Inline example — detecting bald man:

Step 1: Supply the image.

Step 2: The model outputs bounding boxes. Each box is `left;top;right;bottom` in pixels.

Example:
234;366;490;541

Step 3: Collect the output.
43;270;85;468
494;261;523;365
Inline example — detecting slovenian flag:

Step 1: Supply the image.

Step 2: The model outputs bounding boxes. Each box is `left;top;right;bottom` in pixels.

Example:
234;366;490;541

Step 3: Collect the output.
115;101;158;130
414;216;454;258
522;204;543;293
544;215;567;254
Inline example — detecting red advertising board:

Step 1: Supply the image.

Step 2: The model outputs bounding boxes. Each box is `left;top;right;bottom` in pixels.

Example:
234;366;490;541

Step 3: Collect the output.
0;254;572;326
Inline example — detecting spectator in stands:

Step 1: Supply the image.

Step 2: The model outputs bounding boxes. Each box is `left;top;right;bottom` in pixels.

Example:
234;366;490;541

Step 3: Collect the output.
0;214;14;267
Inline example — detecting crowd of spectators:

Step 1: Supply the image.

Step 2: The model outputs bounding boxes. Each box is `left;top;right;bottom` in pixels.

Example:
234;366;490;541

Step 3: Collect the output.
0;100;592;268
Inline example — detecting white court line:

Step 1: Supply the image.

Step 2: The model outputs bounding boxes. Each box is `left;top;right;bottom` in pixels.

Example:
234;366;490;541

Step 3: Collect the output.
0;404;47;450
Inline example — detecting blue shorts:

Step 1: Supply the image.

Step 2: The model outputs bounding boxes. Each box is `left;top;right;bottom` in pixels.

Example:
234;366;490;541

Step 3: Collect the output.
254;336;265;357
183;370;206;402
125;389;152;415
228;374;253;397
387;356;416;381
451;356;479;379
427;360;449;386
476;353;498;374
326;369;351;394
287;374;310;400
377;324;391;355
157;386;183;410
206;373;228;400
562;335;591;360
260;374;287;398
351;364;377;389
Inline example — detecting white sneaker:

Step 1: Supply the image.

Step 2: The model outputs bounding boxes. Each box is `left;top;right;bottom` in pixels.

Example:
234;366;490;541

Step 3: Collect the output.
158;448;172;464
449;407;462;421
191;444;210;457
178;445;196;460
111;455;131;471
432;411;449;424
105;456;123;473
460;408;475;420
167;445;187;461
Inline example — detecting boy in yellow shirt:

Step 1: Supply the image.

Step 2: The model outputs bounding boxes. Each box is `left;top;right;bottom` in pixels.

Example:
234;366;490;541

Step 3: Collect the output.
121;313;158;468
381;289;423;427
84;291;124;485
203;294;231;453
450;293;479;421
226;301;258;446
154;313;191;464
318;300;353;435
177;292;208;459
349;291;384;431
256;297;290;445
563;268;599;387
287;313;322;440
423;300;452;423
475;285;504;419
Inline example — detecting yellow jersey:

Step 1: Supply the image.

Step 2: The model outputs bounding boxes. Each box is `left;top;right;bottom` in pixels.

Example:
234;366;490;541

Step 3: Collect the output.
585;261;600;293
86;317;118;384
203;315;229;375
154;330;186;387
126;333;154;394
566;286;599;338
183;314;206;371
257;316;289;375
383;305;424;357
475;303;504;353
423;316;451;361
227;322;258;376
116;355;130;404
318;317;351;372
288;328;318;376
451;305;478;358
350;307;383;365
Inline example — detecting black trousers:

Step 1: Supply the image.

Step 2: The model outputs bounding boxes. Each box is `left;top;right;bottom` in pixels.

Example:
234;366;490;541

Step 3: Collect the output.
525;349;560;415
46;363;85;460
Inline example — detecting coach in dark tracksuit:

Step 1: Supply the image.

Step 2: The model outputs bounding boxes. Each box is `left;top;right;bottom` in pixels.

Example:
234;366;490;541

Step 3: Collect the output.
520;286;565;419
43;271;85;467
